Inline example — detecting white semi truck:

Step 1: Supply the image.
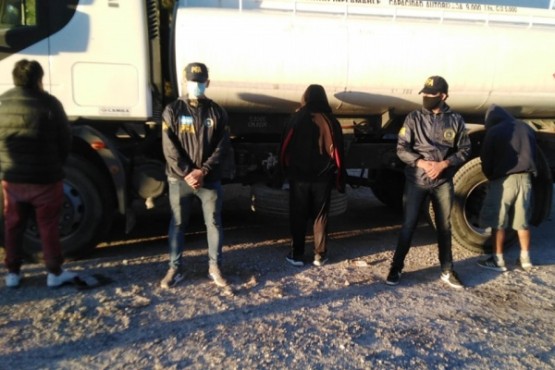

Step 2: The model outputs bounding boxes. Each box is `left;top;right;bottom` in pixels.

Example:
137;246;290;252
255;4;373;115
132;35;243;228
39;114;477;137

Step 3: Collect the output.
0;0;554;258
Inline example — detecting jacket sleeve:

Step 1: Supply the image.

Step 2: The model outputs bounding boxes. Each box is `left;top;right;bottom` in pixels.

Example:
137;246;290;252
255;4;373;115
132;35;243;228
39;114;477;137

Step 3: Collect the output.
445;115;471;167
52;96;71;163
480;130;494;179
330;115;346;193
396;113;421;167
161;104;195;177
201;105;230;176
278;116;295;172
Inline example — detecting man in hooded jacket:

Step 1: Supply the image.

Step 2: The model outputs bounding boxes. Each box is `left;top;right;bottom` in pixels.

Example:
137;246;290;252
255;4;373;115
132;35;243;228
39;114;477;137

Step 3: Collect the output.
478;104;537;272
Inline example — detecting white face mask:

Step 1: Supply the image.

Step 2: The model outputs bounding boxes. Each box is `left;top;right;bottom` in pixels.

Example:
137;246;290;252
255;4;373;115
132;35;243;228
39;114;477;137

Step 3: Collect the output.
186;81;206;98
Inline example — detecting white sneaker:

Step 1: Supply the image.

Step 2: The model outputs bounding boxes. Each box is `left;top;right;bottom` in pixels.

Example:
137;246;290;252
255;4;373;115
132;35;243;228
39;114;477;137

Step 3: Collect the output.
47;270;78;288
5;272;22;288
208;265;229;287
517;258;533;272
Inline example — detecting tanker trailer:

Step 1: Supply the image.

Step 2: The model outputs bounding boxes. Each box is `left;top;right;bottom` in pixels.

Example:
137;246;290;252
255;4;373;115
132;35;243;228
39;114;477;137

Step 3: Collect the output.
173;0;555;253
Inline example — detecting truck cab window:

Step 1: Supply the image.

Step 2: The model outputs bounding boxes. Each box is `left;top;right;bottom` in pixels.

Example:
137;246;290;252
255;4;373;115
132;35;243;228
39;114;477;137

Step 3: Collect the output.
0;0;77;58
0;0;35;28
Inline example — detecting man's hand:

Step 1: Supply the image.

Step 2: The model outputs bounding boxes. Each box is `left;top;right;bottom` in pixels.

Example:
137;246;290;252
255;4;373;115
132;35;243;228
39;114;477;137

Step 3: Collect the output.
417;159;449;180
184;169;204;189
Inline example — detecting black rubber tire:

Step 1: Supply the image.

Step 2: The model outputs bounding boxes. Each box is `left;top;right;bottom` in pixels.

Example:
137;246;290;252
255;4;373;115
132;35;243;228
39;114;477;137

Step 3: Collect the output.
8;156;115;261
250;184;348;217
369;169;404;210
440;146;553;255
449;158;499;253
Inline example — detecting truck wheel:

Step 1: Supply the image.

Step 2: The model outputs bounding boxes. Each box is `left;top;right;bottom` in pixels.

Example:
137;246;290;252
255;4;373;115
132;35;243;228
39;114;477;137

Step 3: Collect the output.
17;156;114;261
250;184;348;217
369;169;404;210
430;157;522;254
444;146;553;254
449;158;494;253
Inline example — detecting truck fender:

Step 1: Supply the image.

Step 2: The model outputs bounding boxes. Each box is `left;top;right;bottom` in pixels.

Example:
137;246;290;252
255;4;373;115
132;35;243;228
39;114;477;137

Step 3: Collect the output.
71;125;128;215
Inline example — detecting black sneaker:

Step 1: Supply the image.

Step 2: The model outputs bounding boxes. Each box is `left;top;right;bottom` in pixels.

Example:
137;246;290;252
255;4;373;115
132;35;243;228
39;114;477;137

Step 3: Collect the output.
386;269;401;286
313;254;328;267
477;257;507;272
441;270;464;289
160;267;184;289
286;253;304;267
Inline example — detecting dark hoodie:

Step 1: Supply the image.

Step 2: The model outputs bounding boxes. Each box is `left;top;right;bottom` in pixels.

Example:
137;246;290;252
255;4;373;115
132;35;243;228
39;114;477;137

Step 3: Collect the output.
481;105;537;181
279;85;346;192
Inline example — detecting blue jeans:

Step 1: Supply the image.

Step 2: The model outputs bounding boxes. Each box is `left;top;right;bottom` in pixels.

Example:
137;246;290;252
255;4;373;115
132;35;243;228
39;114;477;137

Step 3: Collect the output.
167;178;223;269
391;180;454;273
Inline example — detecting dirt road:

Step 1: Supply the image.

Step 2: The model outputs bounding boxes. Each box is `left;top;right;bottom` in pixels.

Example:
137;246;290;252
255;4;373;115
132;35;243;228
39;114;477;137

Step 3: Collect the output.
1;185;554;369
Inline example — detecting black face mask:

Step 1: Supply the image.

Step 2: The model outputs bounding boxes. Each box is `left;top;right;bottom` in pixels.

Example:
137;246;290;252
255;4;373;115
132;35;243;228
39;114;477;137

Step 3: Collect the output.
423;95;443;111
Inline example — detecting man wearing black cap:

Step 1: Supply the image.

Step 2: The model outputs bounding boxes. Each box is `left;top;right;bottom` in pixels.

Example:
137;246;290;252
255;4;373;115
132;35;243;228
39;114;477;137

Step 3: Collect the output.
160;62;232;289
386;76;471;289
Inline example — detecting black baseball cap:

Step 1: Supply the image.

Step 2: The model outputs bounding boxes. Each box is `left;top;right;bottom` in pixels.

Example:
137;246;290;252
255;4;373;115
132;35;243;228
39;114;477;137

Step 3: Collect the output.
419;76;448;95
185;62;208;83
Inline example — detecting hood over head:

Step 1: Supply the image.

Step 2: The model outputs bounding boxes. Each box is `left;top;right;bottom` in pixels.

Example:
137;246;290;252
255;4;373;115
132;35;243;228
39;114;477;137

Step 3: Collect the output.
484;104;514;130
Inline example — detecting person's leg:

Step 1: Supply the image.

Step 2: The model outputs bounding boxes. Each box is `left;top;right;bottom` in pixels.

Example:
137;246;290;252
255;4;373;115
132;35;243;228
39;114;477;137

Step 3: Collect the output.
479;177;512;268
197;181;224;267
431;181;454;272
2;181;29;274
492;228;505;255
197;181;228;286
390;181;428;272
512;173;533;268
517;229;530;252
289;180;310;260
31;182;65;274
167;179;194;270
312;179;332;259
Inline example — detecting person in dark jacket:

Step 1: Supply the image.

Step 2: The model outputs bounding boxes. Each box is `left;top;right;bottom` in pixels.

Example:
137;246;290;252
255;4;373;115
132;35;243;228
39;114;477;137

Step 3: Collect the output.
386;76;471;289
0;59;78;288
279;84;346;267
160;62;231;289
478;104;537;272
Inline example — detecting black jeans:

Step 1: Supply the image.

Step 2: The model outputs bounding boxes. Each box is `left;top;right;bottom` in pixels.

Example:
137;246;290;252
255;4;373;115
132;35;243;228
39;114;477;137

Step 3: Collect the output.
288;179;333;259
391;180;454;273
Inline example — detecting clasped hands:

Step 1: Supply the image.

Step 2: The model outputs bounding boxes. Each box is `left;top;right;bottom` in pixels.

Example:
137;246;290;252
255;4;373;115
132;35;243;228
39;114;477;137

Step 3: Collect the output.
184;169;204;189
416;159;449;180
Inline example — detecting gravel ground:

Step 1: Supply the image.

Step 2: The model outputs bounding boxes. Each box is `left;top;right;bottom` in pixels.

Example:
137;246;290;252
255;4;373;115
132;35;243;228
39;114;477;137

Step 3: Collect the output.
1;185;554;369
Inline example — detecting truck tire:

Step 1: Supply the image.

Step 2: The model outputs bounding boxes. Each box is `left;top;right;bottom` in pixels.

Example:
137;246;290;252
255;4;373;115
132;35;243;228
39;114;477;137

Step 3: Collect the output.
0;156;115;262
369;169;404;210
442;146;553;254
250;184;348;217
448;158;496;253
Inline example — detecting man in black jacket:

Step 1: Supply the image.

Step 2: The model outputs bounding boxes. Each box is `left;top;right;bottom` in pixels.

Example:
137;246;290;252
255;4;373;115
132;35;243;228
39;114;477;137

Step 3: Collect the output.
0;59;77;288
478;105;537;272
386;76;471;289
160;62;231;289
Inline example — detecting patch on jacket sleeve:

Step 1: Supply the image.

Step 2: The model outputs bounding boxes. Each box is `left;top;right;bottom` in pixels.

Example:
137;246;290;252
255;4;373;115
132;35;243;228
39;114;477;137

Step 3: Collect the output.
179;115;195;134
